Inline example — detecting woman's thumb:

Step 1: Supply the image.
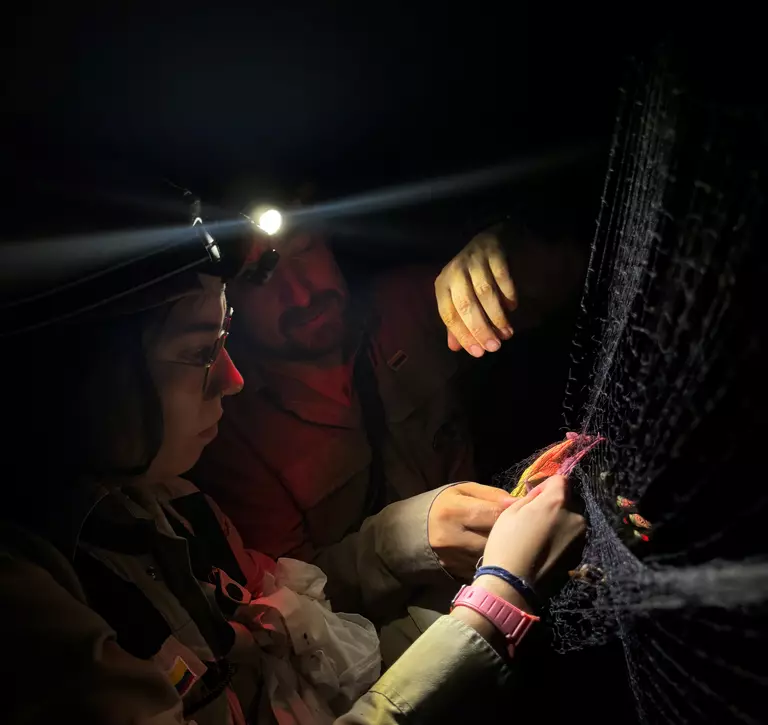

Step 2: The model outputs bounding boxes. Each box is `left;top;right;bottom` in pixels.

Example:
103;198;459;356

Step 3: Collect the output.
534;475;568;503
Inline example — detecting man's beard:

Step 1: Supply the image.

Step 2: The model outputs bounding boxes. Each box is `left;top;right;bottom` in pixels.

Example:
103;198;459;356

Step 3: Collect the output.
273;289;350;361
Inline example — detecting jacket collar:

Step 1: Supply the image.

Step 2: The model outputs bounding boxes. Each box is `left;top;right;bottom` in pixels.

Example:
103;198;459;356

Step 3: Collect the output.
29;477;178;561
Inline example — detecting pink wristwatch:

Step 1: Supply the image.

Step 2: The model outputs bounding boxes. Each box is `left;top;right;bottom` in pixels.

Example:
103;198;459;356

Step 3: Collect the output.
451;584;540;658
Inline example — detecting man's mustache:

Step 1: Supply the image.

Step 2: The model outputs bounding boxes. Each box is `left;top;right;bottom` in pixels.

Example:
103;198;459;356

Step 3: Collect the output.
279;290;344;335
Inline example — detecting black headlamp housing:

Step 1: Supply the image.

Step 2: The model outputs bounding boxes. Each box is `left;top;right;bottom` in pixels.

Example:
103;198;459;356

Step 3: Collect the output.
187;194;279;284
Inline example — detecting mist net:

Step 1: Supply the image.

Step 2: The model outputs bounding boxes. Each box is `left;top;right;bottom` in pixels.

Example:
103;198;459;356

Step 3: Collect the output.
498;55;767;723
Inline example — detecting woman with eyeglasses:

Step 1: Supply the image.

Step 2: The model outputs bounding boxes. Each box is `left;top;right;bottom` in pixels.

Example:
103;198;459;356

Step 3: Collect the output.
0;178;584;724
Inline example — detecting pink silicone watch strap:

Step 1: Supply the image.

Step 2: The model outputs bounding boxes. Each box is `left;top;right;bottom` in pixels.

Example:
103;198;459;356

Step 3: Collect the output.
451;584;540;658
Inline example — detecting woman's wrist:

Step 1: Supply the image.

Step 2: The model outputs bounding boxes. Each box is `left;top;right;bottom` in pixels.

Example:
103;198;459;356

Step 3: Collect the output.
473;574;532;613
449;576;532;656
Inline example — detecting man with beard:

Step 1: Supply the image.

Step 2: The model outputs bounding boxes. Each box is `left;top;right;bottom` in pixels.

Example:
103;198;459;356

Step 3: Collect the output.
191;219;583;658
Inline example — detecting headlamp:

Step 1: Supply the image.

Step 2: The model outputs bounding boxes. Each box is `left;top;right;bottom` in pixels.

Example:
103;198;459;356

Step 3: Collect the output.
187;195;280;285
255;207;283;236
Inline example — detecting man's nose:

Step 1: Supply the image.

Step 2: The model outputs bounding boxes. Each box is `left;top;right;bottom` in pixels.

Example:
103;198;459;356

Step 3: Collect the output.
208;348;244;398
277;263;312;308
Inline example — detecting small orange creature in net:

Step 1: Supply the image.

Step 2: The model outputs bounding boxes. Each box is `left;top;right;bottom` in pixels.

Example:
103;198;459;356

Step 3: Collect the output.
509;432;605;498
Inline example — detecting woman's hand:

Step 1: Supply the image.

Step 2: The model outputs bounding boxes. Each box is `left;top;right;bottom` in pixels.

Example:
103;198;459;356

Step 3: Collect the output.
450;476;585;647
482;475;586;585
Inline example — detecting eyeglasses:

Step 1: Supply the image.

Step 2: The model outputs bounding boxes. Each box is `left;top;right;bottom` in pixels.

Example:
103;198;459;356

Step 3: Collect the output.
203;306;233;390
169;306;234;391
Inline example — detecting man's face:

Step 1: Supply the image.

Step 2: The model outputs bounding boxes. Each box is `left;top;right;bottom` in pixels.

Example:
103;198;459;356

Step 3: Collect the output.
232;232;350;360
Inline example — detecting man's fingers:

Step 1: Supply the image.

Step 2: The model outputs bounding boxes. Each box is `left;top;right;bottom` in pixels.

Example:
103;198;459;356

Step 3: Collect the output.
436;278;486;357
438;484;514;533
451;271;501;354
493;484;545;523
454;482;516;505
462;499;509;533
467;261;512;340
488;253;517;312
435;232;517;355
447;329;462;352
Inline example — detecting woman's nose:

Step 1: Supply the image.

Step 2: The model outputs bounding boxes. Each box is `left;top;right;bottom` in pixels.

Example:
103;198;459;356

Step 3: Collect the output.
208;348;244;398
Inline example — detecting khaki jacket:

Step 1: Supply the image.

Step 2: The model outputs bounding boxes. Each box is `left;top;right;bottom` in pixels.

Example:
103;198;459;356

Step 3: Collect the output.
0;477;512;724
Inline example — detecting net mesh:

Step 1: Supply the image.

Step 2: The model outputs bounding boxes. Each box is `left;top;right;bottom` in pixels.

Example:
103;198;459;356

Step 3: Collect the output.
497;54;767;724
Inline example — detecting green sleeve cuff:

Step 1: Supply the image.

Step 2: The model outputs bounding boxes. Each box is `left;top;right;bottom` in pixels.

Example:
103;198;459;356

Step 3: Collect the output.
366;614;513;719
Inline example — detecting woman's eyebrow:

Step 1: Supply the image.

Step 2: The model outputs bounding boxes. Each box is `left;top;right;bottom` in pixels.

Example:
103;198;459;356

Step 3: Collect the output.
171;321;222;337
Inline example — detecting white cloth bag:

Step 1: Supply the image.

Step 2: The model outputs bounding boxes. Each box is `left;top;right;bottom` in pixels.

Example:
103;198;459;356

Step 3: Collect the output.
242;558;381;724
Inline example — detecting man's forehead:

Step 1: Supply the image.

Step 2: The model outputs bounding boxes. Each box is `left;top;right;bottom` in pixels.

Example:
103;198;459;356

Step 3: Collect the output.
231;232;327;291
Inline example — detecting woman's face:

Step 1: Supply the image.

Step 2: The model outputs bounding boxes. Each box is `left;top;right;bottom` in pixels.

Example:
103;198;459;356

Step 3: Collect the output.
144;278;244;481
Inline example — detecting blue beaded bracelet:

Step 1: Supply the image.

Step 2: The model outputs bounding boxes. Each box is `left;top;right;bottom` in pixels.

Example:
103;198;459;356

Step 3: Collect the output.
474;565;541;611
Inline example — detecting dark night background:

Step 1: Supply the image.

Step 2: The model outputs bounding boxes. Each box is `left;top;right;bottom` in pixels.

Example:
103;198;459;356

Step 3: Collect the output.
4;5;764;722
6;4;623;184
6;5;758;208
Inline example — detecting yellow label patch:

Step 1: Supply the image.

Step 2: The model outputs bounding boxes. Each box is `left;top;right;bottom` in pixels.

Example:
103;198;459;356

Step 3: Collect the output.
168;655;197;696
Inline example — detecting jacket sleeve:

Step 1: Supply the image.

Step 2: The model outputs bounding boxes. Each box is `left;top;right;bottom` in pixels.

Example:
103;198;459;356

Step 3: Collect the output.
300;485;456;622
0;527;185;725
336;615;513;724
